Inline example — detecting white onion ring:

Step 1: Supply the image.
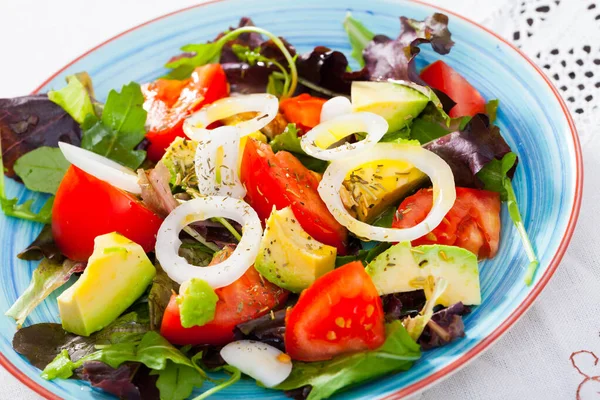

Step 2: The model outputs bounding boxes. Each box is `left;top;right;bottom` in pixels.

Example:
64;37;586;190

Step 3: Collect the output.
183;94;278;140
220;340;292;387
194;125;246;198
320;96;352;122
318;143;456;242
300;112;388;161
155;196;262;288
58;142;141;194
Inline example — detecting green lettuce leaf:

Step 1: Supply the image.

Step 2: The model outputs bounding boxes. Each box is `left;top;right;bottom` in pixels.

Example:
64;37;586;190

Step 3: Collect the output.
275;321;421;400
5;258;83;327
343;12;375;67
0;140;54;223
13;147;69;194
81;82;147;169
270;124;328;172
485;99;499;124
176;278;218;328
48;74;96;124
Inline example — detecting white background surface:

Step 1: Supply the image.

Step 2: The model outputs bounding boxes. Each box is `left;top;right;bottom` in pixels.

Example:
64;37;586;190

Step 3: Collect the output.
1;1;599;399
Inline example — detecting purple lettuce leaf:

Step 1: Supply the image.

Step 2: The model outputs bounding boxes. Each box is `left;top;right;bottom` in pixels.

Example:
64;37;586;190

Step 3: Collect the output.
0;94;81;178
382;290;427;323
419;302;470;350
295;46;362;96
362;13;454;82
234;309;286;351
82;361;141;400
17;224;64;262
423;114;515;188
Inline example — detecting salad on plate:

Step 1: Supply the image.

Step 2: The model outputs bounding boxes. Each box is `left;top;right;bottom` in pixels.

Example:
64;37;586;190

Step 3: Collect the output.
0;12;538;400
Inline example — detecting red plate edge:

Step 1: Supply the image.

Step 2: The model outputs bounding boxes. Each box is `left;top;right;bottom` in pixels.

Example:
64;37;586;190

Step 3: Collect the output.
2;0;583;399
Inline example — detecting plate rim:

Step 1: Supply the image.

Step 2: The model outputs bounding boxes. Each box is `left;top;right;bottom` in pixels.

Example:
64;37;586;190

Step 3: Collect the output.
1;0;583;399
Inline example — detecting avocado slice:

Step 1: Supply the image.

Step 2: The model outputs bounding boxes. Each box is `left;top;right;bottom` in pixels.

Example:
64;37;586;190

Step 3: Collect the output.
57;232;156;336
161;137;198;187
254;207;336;293
366;242;481;306
340;159;427;223
352;81;429;132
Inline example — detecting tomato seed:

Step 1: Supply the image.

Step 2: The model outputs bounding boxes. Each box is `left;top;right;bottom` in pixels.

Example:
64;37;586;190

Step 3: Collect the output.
335;317;345;328
326;331;337;340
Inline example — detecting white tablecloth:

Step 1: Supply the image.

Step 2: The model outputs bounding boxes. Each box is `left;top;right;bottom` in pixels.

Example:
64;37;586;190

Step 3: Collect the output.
0;0;598;399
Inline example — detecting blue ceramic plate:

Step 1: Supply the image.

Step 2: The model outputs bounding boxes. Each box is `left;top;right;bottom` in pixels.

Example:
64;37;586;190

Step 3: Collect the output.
0;0;582;398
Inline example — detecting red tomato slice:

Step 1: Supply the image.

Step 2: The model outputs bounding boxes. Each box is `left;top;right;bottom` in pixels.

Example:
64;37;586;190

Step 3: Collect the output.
160;262;288;346
392;187;501;258
52;166;163;261
285;261;385;361
143;64;229;161
279;93;327;132
420;60;486;118
240;139;348;254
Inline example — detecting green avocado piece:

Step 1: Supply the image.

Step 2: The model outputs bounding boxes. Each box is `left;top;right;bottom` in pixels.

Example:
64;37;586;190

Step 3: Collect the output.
340;158;427;223
351;81;429;132
365;242;481;306
57;232;156;336
254;207;337;293
160;137;198;187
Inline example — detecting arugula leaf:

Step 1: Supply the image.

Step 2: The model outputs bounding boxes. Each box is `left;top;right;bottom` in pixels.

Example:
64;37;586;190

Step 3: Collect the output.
276;321;421;400
343;12;375;67
13;147;69;194
48;74;96;124
485;99;499;124
5;258;84;328
164;43;222;80
335;242;392;267
81;82;147;169
380;127;414;144
176;278;218;328
164;26;298;98
270;124;329;172
477;152;539;285
155;361;205;400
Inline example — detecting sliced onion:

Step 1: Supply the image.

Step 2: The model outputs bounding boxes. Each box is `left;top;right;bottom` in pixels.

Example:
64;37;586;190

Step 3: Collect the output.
155;196;262;288
320;96;352;122
183;94;278;140
194;125;246;198
300;112;388;161
318;143;456;241
58;142;141;194
220;340;292;387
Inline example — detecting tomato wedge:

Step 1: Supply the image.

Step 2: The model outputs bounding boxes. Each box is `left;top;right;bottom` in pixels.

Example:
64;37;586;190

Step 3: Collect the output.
279;93;327;132
240;138;348;254
52;166;163;261
420;60;486;118
160;247;288;346
392;187;501;258
285;261;385;361
143;64;229;161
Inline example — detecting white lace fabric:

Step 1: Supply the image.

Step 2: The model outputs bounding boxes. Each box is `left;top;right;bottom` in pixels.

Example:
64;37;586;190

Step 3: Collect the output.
417;1;599;399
